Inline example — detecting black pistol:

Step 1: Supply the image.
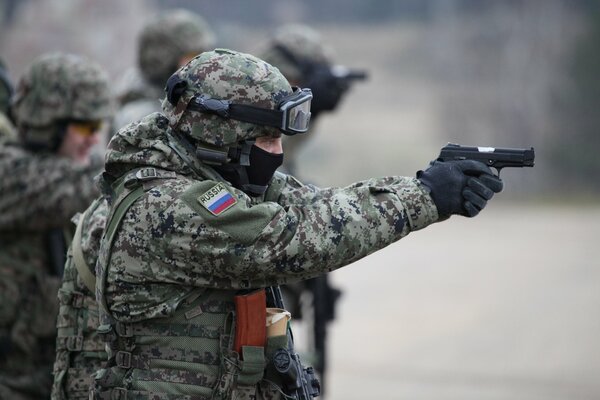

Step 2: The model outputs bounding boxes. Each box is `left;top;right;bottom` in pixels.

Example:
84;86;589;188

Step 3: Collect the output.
438;143;535;175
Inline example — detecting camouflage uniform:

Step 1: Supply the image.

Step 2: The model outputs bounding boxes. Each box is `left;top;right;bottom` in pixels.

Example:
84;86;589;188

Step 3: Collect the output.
50;197;109;400
113;9;215;131
0;53;112;400
91;50;438;400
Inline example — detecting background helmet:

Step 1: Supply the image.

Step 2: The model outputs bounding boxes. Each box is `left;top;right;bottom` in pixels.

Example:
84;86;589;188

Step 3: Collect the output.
11;52;112;150
259;24;333;84
138;9;216;87
162;48;292;150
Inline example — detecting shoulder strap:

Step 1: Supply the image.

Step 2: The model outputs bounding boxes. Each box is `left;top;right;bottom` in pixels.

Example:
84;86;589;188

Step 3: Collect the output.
72;211;97;293
97;167;176;317
105;167;177;243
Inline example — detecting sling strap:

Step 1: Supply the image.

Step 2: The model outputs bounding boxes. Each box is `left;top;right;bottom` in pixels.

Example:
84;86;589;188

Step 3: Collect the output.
72;210;96;293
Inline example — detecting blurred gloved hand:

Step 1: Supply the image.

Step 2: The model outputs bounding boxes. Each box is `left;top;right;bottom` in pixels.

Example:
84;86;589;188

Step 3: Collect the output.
417;160;503;220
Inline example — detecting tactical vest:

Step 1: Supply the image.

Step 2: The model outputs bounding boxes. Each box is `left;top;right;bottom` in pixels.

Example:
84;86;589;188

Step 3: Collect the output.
51;198;106;400
91;167;284;400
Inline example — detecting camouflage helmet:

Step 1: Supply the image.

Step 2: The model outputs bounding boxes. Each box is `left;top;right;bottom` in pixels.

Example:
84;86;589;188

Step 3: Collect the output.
161;48;292;150
0;58;13;116
11;53;112;149
260;24;334;84
138;9;216;87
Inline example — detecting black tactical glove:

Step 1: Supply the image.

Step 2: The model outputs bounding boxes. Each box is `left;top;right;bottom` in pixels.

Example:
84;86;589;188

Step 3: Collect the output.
417;160;503;220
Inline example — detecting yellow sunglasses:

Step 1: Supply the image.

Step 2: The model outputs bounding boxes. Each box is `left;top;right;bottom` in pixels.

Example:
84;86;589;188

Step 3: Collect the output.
70;120;103;137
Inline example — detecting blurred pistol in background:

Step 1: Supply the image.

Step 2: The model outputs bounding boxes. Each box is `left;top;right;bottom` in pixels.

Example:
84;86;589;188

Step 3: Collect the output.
438;143;535;175
330;65;368;85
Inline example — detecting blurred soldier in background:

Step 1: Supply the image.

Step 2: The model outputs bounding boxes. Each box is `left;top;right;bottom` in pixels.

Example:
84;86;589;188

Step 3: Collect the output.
0;53;112;400
260;24;366;175
260;25;366;391
0;58;17;140
113;9;215;131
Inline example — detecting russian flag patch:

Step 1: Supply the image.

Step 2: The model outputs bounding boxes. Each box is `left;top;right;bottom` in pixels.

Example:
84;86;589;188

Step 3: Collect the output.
198;183;237;216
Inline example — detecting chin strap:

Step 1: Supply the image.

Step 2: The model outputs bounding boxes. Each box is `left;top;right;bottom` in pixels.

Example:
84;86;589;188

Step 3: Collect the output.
232;142;269;195
212;141;269;197
167;131;272;197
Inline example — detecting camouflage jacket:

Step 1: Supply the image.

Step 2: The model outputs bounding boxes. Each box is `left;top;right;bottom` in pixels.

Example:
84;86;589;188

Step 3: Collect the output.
94;113;438;398
0;140;100;400
99;112;438;321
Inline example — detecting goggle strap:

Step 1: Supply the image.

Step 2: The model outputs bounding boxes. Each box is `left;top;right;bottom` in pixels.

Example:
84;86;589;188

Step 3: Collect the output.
228;103;282;130
189;98;283;130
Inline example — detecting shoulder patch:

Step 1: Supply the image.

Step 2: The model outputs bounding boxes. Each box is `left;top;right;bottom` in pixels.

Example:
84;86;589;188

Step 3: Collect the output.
198;183;237;216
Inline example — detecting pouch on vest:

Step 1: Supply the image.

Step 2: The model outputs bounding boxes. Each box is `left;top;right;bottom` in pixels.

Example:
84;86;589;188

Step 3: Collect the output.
233;289;266;355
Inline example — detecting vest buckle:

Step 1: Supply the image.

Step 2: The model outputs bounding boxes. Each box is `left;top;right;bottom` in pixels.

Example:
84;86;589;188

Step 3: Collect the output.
66;335;83;351
135;167;158;181
115;351;132;369
115;322;133;337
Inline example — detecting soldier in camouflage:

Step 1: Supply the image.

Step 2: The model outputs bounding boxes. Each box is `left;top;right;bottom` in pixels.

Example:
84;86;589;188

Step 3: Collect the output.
260;24;363;175
90;49;503;399
113;9;215;132
0;53;112;400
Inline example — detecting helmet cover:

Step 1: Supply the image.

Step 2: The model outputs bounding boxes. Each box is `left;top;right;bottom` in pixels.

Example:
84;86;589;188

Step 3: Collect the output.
162;48;292;148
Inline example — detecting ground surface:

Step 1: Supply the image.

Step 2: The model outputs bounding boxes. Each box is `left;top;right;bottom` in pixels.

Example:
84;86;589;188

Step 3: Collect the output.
317;204;600;400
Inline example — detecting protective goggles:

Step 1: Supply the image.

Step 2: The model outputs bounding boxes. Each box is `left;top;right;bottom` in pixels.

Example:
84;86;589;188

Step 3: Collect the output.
187;87;312;135
69;120;103;137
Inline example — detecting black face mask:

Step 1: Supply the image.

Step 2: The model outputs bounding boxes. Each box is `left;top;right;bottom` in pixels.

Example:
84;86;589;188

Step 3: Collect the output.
215;144;283;197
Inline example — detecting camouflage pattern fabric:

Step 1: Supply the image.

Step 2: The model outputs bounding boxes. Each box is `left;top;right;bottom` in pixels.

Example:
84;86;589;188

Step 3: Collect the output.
51;197;108;400
0;142;100;229
0;141;101;400
92;106;437;398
